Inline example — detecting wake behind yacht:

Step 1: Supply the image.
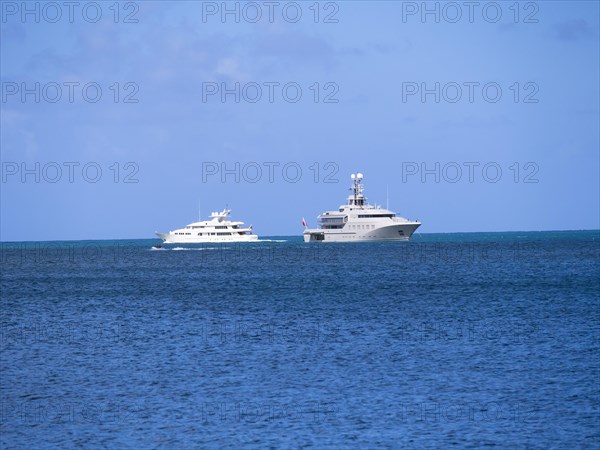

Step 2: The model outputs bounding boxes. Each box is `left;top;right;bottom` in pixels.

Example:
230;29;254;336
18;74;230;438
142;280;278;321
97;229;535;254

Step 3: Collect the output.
303;173;421;242
156;209;258;243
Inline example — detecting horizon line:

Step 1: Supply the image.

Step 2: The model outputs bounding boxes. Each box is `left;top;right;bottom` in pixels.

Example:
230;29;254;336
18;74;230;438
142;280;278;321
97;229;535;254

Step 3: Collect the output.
1;229;599;244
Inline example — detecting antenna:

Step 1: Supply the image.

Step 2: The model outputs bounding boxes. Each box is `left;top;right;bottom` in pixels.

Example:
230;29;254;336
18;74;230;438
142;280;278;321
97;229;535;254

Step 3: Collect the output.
198;198;202;221
386;184;389;210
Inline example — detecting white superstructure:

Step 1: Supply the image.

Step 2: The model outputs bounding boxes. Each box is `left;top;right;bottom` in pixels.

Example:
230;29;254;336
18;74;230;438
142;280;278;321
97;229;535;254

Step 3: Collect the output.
156;209;258;243
303;173;421;242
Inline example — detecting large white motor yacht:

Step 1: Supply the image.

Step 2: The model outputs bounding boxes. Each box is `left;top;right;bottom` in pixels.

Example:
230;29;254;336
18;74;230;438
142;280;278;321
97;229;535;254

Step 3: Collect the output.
303;173;421;242
156;209;258;243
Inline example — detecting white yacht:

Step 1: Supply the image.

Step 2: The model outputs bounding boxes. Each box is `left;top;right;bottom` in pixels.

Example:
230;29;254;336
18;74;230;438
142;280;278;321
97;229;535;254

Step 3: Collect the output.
303;173;421;242
156;209;258;243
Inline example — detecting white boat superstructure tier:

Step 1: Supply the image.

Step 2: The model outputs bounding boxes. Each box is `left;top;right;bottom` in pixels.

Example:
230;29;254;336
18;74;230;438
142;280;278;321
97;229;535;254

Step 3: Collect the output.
156;209;258;243
304;172;421;243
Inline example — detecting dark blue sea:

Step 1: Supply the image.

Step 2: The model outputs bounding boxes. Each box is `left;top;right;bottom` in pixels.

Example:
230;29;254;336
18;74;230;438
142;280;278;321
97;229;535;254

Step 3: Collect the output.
1;231;599;449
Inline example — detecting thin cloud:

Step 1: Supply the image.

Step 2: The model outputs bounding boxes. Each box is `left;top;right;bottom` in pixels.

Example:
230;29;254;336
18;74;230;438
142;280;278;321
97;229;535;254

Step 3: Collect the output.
552;19;596;41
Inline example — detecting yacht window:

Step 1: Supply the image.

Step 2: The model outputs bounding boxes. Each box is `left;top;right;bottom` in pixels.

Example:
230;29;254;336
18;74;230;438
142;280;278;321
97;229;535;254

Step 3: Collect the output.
358;214;394;218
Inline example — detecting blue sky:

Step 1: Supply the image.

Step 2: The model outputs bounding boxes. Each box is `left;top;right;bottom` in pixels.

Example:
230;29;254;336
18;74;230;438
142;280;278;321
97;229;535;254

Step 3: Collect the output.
1;1;598;241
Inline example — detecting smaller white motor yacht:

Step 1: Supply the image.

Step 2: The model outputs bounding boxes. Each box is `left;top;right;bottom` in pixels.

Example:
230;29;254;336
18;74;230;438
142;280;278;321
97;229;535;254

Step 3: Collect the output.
156;209;258;243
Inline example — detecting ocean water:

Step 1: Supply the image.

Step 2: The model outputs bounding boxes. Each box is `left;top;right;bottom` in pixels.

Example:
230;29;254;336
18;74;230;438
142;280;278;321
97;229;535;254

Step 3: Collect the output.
1;231;599;449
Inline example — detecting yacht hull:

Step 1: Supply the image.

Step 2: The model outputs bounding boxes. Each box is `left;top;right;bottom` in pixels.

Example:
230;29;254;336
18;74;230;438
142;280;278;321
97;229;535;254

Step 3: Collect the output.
156;232;259;244
303;222;420;243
